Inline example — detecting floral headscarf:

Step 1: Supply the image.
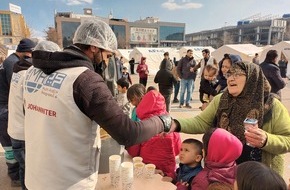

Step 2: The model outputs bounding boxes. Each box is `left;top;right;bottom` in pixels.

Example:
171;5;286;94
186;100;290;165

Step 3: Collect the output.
214;62;274;143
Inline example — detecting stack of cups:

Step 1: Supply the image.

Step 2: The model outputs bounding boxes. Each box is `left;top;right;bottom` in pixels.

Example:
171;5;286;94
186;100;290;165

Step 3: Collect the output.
133;157;144;178
109;155;121;188
121;162;134;190
144;164;156;179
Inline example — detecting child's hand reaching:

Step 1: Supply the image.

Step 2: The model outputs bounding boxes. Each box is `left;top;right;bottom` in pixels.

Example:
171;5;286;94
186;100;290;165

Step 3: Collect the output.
155;169;164;176
176;180;189;190
162;176;173;182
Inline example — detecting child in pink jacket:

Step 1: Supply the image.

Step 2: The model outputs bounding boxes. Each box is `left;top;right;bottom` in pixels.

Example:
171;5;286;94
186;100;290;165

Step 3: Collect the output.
127;90;181;178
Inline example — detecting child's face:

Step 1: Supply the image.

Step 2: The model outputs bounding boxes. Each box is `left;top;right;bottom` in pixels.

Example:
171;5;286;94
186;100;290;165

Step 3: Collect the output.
117;85;127;93
179;143;202;166
203;69;216;81
129;96;141;106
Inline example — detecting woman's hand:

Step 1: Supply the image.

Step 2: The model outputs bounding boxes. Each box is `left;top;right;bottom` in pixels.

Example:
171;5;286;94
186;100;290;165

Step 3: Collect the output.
244;124;268;148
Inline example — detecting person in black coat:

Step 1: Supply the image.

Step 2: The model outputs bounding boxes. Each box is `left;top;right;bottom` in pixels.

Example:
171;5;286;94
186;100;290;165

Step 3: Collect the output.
129;58;135;74
154;60;177;112
260;50;286;99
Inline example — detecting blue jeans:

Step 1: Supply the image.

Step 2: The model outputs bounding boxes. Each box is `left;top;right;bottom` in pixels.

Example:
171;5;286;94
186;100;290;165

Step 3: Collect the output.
179;79;194;105
11;138;26;190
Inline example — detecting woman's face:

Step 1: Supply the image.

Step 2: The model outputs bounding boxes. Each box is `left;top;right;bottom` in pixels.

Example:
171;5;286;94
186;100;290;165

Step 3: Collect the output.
221;59;232;75
226;71;246;97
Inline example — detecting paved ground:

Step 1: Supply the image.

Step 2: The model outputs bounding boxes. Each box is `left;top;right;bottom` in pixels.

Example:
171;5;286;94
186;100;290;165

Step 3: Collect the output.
1;74;290;189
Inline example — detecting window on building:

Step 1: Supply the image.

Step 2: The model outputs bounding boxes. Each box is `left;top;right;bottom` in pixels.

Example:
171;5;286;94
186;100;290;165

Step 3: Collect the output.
3;38;12;44
0;14;12;36
160;26;184;41
110;25;126;48
61;21;80;48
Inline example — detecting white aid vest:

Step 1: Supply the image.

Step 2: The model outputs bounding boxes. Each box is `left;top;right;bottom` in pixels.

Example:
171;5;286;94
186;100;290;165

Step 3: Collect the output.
8;70;27;140
198;56;215;77
23;66;101;190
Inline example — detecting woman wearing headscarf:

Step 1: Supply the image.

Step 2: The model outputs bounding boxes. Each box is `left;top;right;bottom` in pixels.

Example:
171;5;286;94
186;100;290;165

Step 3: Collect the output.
172;62;290;176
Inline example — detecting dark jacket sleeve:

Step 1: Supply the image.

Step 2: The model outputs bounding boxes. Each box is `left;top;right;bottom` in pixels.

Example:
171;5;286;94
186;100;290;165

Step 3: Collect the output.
73;70;164;147
154;71;160;83
177;60;182;78
271;66;286;90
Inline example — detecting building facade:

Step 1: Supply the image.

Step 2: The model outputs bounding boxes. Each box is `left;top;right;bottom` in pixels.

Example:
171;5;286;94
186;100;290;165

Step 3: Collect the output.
186;17;288;48
0;10;30;49
54;11;186;49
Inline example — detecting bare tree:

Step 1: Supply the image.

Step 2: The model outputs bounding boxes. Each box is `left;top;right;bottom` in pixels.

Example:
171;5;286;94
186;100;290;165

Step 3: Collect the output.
117;37;126;49
44;27;59;44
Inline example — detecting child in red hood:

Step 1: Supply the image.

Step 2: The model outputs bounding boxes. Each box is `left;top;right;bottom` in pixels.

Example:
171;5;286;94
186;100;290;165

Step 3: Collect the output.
127;90;181;178
178;128;242;190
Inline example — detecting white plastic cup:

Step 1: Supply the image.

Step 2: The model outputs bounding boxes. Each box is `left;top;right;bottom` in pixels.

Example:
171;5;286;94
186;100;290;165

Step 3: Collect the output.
144;164;156;179
109;155;121;187
121;162;134;190
134;162;145;178
132;156;143;164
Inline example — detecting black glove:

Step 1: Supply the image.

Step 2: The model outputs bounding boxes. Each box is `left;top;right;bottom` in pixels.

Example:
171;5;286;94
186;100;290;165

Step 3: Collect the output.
158;115;172;132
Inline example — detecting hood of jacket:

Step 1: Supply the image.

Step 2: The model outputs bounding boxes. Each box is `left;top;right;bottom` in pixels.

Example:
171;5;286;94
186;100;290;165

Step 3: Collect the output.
32;45;94;74
13;57;33;73
160;59;172;70
205;128;242;185
136;90;167;120
207;128;242;164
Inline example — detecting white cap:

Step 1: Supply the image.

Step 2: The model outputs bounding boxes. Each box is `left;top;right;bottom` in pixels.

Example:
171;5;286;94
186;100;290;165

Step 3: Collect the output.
73;19;117;53
34;40;61;52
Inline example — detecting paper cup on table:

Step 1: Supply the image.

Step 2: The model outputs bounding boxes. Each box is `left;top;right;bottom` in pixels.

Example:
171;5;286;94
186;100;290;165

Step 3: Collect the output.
134;162;145;178
144;164;156;179
121;162;134;190
109;155;121;188
132;156;143;164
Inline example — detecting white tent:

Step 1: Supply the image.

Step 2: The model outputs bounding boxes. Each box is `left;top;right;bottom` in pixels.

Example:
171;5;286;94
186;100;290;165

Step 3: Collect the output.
178;46;215;62
260;41;290;61
129;47;180;74
116;49;133;63
212;44;263;63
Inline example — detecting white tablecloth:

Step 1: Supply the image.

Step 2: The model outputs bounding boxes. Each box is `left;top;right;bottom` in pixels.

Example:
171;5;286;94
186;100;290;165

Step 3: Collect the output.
96;173;176;190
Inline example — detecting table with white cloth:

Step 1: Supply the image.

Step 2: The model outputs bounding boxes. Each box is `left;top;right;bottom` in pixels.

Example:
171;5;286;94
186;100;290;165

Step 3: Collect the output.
96;173;176;190
96;148;176;190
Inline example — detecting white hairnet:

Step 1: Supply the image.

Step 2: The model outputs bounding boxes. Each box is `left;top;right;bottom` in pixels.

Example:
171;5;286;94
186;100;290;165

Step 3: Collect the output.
73;19;117;53
34;40;61;52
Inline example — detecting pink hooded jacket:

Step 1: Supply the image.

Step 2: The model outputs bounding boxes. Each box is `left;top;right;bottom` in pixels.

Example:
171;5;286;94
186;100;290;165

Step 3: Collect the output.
189;128;243;190
127;90;181;178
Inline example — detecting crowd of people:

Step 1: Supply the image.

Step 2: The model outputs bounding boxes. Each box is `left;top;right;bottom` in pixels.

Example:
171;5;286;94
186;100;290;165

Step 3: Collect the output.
0;18;290;190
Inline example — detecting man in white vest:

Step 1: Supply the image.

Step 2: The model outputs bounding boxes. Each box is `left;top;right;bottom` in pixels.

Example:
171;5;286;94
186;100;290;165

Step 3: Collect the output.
8;41;60;190
23;19;172;190
194;48;218;78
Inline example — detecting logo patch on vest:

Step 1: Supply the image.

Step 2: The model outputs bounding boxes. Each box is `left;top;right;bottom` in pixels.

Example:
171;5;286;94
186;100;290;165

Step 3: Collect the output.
24;68;66;96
